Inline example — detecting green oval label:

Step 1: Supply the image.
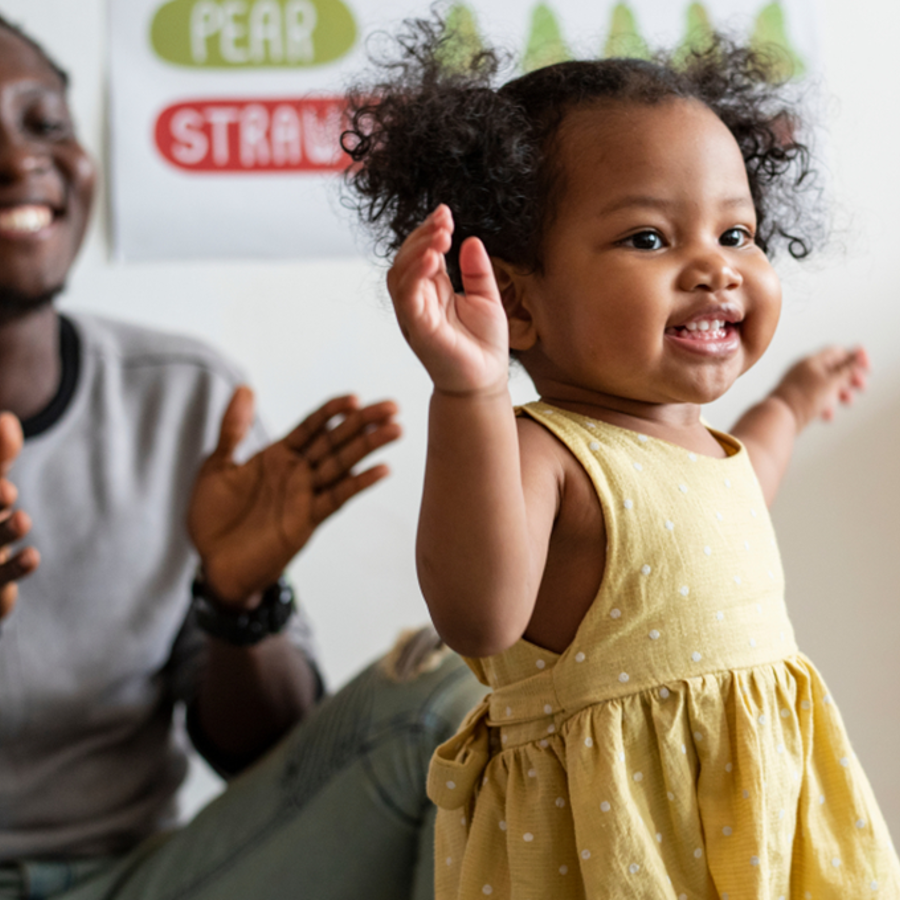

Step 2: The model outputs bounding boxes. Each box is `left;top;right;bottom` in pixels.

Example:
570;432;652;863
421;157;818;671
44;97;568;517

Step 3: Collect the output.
151;0;357;68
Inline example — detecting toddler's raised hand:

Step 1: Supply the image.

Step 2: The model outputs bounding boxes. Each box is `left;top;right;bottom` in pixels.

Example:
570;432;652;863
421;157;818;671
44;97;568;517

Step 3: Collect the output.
387;205;509;395
772;346;870;432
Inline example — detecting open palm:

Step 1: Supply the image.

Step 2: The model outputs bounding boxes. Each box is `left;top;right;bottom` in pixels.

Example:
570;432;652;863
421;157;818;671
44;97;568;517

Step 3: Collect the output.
188;388;400;605
387;205;510;394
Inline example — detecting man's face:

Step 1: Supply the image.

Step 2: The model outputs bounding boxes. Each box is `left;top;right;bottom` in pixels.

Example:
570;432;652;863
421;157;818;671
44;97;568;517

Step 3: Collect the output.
0;28;95;317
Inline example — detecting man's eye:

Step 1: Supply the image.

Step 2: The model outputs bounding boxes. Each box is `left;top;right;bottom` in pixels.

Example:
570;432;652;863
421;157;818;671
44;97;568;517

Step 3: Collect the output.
34;119;68;137
720;227;751;247
623;231;663;250
24;106;71;139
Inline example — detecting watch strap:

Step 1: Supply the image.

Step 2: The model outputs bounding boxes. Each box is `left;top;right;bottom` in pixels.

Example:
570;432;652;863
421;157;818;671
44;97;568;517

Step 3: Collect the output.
191;574;296;647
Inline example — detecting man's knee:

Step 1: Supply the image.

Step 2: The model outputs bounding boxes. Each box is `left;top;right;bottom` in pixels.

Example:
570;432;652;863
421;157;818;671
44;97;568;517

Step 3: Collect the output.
276;630;482;822
351;631;483;822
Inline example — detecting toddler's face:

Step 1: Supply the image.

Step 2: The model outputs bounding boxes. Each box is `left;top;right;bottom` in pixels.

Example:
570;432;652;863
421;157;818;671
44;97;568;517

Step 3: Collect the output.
507;98;782;410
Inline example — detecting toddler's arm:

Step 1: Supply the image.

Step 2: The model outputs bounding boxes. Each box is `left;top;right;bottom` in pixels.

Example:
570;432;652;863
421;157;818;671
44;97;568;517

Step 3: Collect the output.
388;206;558;657
731;346;869;505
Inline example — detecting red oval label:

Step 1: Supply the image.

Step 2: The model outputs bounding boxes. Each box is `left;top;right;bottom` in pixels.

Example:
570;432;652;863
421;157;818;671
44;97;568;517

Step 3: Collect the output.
155;97;350;173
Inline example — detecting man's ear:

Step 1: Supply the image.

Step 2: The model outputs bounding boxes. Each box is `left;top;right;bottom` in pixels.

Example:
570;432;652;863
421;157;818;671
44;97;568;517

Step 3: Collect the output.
491;258;538;352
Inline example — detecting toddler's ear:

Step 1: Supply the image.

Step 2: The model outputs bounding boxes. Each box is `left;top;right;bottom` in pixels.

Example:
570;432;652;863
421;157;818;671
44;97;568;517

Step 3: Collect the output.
491;259;537;352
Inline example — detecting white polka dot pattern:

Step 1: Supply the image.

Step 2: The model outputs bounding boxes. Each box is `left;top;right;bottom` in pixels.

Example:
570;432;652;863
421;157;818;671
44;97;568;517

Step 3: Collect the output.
432;403;894;900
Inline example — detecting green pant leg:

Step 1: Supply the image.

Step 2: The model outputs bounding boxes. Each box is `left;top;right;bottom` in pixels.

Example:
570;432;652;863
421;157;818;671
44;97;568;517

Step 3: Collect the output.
51;650;482;900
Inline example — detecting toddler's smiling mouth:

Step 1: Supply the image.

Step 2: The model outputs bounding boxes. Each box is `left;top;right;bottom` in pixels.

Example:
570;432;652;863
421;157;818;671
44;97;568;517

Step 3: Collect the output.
668;319;732;340
665;310;743;355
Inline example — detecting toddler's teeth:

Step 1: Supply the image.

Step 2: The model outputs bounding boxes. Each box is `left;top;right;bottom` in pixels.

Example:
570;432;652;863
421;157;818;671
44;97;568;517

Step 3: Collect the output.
682;318;729;335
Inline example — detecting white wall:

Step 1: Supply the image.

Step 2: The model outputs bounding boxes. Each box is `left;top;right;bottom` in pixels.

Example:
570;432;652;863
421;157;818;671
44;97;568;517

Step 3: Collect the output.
5;0;900;838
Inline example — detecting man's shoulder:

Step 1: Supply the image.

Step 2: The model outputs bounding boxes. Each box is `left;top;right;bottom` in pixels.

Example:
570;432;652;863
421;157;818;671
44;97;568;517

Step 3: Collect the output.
68;312;246;389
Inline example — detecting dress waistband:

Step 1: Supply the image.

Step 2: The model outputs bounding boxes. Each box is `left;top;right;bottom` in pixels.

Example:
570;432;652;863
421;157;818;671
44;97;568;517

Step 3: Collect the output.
427;642;800;812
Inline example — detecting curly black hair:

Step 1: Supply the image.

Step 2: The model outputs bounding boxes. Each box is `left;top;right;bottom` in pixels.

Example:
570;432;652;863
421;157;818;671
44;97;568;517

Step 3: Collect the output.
0;14;70;87
343;16;819;291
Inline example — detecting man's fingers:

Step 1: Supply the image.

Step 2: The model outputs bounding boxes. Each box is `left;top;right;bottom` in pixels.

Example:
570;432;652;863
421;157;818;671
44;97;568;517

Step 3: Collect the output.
210;386;256;465
283;395;360;455
312;464;391;524
0;545;40;618
309;418;402;490
0;508;32;546
0;478;18;511
302;400;399;465
0;413;23;479
0;583;17;619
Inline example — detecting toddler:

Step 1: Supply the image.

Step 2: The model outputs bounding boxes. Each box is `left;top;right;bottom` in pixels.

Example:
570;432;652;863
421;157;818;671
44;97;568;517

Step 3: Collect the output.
344;20;900;899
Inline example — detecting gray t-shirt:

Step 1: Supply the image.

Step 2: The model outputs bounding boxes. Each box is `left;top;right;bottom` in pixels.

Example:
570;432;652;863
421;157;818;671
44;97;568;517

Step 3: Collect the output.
0;313;319;860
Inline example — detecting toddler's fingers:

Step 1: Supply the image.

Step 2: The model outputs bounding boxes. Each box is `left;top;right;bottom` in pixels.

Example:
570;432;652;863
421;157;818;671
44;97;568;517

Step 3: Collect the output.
458;236;501;305
388;223;452;299
852;346;871;371
389;249;452;326
399;214;453;263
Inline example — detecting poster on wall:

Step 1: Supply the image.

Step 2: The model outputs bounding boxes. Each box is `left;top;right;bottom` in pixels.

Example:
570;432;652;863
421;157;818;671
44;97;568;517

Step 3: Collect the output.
109;0;818;261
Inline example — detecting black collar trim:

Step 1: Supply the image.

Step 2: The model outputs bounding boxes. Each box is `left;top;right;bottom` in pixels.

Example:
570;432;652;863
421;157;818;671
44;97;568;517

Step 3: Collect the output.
21;315;80;439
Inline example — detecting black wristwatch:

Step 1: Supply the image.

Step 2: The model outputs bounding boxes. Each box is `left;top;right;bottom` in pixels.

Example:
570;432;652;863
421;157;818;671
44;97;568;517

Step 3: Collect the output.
191;573;295;647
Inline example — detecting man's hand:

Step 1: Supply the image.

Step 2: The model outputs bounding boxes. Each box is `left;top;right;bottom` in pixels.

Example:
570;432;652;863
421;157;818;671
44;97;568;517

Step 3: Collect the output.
188;388;401;605
0;413;39;620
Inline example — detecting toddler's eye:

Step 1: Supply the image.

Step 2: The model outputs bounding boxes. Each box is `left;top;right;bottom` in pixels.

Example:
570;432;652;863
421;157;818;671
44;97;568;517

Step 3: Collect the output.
720;227;752;248
622;231;664;251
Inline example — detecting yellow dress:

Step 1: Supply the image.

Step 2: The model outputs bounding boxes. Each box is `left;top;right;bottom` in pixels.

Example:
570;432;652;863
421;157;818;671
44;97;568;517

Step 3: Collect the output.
427;402;900;899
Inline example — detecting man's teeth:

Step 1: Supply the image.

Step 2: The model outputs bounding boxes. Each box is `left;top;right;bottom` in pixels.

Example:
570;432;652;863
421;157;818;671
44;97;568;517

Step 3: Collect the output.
0;206;53;233
684;319;726;333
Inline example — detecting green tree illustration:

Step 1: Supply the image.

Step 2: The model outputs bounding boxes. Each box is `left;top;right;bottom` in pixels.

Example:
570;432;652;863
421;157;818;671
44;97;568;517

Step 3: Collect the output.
751;2;806;81
603;4;650;60
437;4;485;74
673;3;714;67
523;4;571;73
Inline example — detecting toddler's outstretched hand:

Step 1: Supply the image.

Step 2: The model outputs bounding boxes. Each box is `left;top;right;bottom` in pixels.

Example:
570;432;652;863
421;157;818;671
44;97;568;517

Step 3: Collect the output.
387;204;509;395
771;346;870;432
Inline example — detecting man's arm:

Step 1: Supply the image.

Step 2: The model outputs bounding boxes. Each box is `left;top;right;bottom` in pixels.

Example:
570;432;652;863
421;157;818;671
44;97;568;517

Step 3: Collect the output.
194;634;318;770
187;388;400;769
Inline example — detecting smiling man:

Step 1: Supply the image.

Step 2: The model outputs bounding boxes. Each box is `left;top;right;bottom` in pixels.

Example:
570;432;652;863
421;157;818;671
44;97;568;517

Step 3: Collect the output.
0;15;480;900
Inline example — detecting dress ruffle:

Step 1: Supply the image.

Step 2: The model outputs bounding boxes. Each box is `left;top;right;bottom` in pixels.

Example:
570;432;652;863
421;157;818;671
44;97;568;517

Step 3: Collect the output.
433;656;899;899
